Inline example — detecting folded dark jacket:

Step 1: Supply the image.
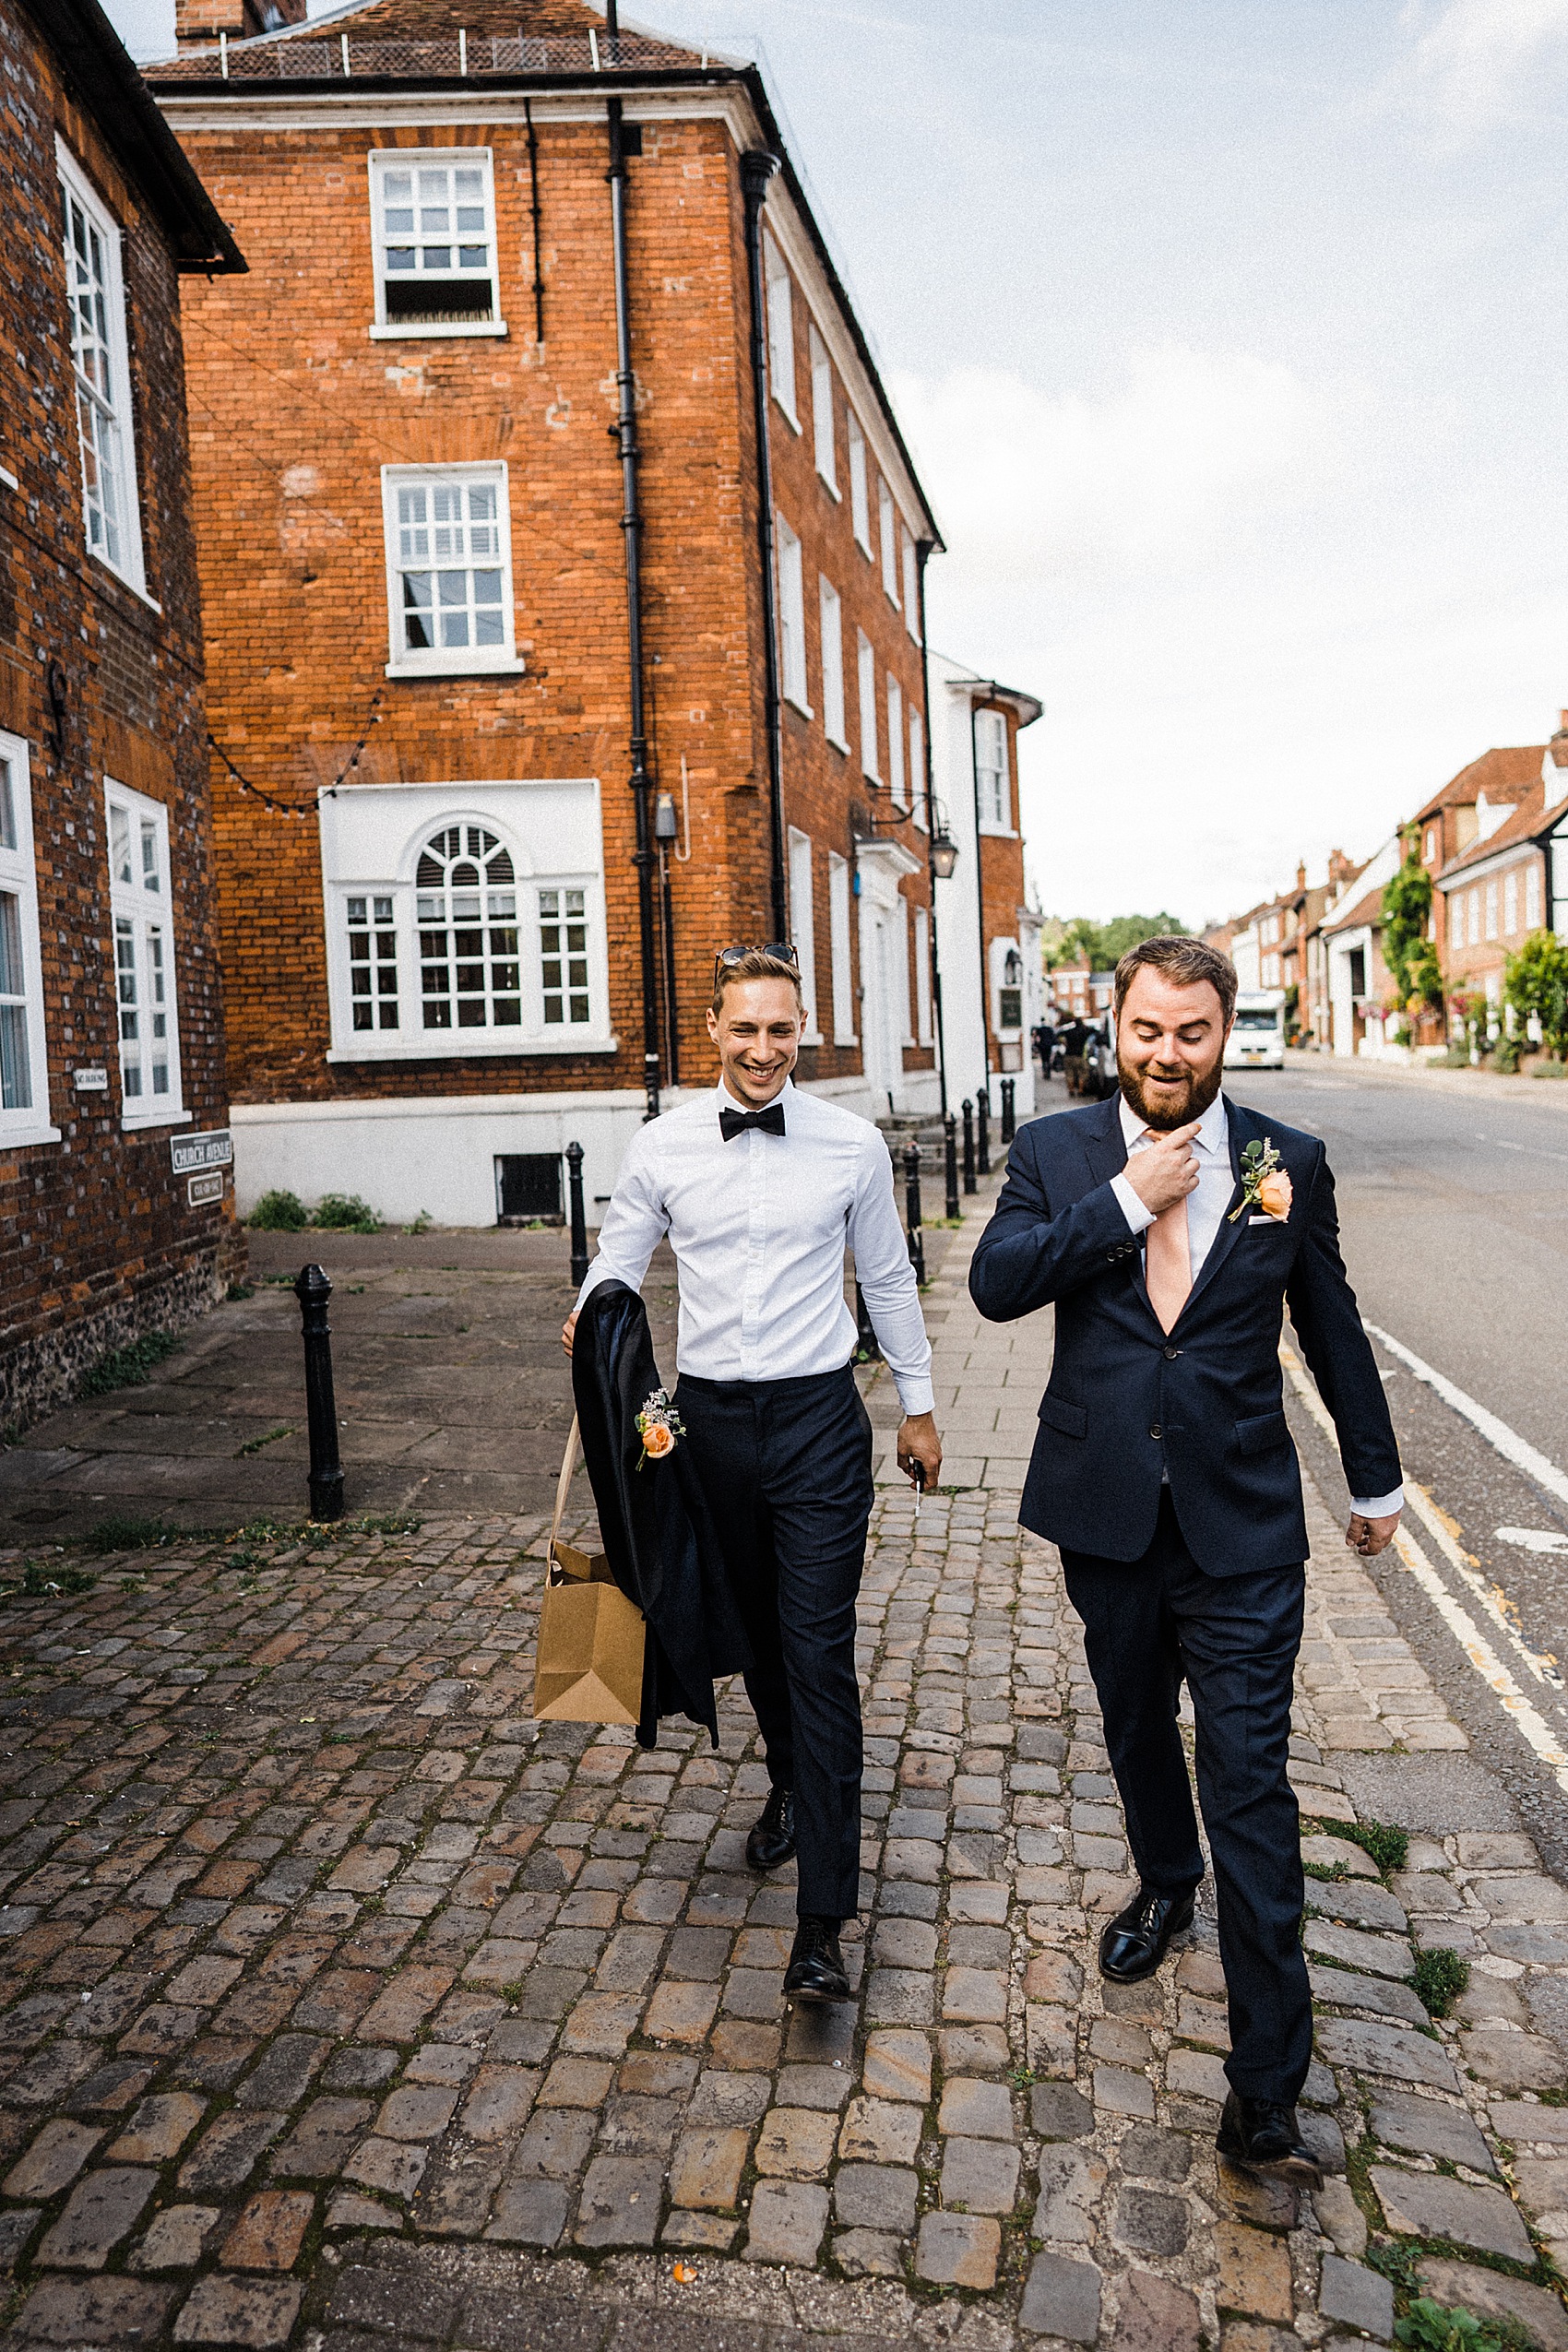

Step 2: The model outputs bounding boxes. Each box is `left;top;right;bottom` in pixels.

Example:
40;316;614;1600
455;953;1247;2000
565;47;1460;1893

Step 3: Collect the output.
571;1280;752;1746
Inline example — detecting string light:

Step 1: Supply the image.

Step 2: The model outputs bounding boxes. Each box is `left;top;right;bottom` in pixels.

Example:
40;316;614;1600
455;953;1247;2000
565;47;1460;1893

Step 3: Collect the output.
207;692;384;820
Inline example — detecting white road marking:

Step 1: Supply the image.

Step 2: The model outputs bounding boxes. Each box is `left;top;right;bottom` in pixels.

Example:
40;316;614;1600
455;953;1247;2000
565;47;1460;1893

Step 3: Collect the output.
1280;1344;1568;1792
1473;1130;1568;1167
1499;1526;1568;1556
1363;1323;1568;1510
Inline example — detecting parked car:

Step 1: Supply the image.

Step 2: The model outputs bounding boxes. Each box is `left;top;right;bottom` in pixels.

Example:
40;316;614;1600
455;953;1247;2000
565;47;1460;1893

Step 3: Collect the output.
1225;989;1287;1072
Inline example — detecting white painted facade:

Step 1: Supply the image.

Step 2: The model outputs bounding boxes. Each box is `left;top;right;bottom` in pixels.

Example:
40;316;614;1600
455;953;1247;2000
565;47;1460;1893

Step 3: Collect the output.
926;650;1043;1125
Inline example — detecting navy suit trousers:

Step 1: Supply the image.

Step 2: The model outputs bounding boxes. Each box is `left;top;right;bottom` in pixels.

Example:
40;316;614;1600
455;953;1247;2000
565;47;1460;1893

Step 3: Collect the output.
1061;1491;1313;2106
674;1364;873;1923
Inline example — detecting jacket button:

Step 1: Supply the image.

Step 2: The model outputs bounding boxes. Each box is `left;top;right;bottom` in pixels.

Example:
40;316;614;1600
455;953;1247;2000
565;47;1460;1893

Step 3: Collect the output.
1148;1422;1162;1440
1163;1345;1179;1360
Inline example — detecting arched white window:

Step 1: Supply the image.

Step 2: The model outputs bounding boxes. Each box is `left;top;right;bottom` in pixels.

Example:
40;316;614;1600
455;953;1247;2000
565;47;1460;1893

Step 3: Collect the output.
416;824;521;1030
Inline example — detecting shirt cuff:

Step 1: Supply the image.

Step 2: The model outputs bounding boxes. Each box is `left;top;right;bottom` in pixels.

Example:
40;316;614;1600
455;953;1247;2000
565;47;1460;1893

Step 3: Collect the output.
1350;1487;1404;1519
1111;1172;1156;1235
893;1373;936;1418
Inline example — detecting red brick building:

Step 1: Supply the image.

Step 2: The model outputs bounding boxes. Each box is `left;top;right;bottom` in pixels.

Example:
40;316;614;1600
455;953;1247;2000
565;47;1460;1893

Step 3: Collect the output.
147;0;962;1224
0;0;243;1421
1432;735;1568;1035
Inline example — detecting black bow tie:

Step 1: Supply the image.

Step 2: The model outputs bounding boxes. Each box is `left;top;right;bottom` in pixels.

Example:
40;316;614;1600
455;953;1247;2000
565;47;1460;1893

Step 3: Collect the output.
719;1100;787;1141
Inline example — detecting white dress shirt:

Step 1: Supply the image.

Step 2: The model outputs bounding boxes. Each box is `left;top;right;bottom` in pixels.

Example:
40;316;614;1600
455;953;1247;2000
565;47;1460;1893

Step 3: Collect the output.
1109;1090;1402;1519
576;1078;934;1415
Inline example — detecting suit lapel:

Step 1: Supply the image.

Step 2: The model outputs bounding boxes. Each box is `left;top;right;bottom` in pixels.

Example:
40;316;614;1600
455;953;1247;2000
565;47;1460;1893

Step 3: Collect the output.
1177;1097;1249;1321
1083;1094;1162;1332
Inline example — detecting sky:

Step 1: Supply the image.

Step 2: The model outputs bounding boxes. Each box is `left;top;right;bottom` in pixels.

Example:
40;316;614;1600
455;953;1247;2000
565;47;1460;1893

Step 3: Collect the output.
107;0;1568;929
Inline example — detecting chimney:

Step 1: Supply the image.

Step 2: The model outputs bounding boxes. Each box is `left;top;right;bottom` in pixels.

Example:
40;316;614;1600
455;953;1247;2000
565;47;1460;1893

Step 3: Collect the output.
1295;860;1306;893
175;0;305;44
1327;847;1357;890
1555;707;1568;738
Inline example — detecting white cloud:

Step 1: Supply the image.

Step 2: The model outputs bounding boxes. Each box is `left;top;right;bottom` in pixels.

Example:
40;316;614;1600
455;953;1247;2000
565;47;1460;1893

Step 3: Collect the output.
1400;0;1568;126
891;347;1330;588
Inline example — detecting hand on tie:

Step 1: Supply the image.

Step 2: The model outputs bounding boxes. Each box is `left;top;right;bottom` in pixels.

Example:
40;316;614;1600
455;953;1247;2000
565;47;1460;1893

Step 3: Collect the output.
1123;1120;1202;1217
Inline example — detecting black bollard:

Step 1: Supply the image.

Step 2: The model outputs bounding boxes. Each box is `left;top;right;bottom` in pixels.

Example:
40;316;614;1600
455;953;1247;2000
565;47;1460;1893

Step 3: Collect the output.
903;1141;926;1287
976;1085;991;1177
566;1139;589;1289
294;1264;344;1523
944;1114;960;1220
853;1279;882;1361
1000;1077;1016;1145
961;1098;976;1194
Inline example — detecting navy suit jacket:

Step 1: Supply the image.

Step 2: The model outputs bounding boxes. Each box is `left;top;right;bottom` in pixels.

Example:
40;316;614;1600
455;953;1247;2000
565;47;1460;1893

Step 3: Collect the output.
968;1094;1400;1574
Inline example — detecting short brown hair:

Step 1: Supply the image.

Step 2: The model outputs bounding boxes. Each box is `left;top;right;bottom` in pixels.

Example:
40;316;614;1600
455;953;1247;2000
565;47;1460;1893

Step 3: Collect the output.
1113;934;1237;1027
710;948;803;1016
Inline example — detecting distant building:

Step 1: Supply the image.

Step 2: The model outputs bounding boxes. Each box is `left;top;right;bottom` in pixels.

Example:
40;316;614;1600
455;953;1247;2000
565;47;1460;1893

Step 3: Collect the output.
1433;735;1568;1033
0;0;243;1422
925;654;1041;1121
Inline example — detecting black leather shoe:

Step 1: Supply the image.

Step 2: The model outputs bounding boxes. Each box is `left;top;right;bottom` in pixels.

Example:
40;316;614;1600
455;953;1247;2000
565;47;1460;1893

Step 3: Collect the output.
784;1915;850;2003
1217;2091;1324;2189
1098;1884;1196;1983
745;1786;796;1872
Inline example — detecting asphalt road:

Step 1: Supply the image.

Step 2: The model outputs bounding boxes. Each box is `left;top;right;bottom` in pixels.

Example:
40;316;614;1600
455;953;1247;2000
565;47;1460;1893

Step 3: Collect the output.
1040;1053;1568;1879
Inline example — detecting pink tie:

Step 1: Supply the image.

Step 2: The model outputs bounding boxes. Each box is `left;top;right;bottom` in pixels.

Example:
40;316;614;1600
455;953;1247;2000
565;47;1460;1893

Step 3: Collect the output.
1142;1132;1192;1334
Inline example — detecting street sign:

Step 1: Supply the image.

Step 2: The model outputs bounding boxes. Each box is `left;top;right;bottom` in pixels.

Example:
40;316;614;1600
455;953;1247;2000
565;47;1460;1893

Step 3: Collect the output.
187;1170;225;1206
171;1129;232;1175
73;1067;108;1092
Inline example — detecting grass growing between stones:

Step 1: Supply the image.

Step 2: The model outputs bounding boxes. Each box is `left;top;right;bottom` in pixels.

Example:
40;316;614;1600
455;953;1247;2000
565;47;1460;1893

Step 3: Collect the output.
1304;1815;1409;1874
1410;1947;1470;2019
1395;2293;1535;2350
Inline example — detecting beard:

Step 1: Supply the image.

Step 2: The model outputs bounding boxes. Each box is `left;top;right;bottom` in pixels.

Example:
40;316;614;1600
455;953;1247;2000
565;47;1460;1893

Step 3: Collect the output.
1118;1051;1224;1131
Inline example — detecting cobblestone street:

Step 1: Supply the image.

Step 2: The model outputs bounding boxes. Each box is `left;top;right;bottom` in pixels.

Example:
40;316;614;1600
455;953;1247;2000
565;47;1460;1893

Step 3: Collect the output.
0;1197;1564;2349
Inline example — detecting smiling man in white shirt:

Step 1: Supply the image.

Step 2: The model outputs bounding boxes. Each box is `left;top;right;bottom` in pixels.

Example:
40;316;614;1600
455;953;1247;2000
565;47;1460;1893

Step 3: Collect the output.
564;946;942;2002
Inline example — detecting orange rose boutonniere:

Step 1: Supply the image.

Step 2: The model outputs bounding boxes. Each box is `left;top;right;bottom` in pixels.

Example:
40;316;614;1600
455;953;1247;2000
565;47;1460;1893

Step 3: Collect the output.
1229;1136;1293;1224
635;1388;685;1470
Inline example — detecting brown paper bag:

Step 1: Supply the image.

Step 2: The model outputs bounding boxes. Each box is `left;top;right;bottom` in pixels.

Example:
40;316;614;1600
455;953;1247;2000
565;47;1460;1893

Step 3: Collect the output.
532;1416;646;1725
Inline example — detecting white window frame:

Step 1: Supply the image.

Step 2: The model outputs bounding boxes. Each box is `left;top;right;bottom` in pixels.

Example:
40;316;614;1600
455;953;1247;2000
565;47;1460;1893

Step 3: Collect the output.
819;576;847;750
1467;887;1480;945
828;851;856;1044
367;147;505;340
848;410;872;553
1526;860;1542;929
878;478;899;606
776;514;810;713
57;140;146;597
788;828;822;1043
914;904;932;1045
809;326;837;491
105;778;185;1131
902;530;920;638
0;735;56;1149
909;708;926;830
974;707;1012;833
1503;868;1518;937
857;632;879;782
887;677;906;808
764;233;798;429
381;462;522;680
320;782;615;1063
1485;878;1498;941
896;894;914;1047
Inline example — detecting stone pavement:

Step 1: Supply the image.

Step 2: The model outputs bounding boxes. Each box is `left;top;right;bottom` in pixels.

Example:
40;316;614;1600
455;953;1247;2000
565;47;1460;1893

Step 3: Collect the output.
0;1185;1563;2348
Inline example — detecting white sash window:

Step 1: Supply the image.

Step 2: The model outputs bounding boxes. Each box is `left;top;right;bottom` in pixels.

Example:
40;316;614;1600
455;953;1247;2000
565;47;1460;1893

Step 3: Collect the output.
106;779;183;1127
0;735;53;1146
369;148;502;338
58;144;144;593
382;464;520;678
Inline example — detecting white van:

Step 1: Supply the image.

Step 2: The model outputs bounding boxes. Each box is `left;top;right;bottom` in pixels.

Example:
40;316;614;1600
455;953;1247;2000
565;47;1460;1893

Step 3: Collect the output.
1226;989;1287;1071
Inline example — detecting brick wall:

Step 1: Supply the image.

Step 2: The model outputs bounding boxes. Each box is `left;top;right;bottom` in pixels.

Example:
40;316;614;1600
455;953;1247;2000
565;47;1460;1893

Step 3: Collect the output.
0;1;238;1423
167;95;934;1111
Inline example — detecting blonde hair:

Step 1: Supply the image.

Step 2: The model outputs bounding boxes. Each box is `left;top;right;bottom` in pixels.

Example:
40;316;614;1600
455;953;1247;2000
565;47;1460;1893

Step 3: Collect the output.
710;949;803;1016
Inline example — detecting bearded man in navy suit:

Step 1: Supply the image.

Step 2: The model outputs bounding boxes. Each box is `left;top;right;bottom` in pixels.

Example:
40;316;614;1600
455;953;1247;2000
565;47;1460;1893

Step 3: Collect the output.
969;935;1402;2186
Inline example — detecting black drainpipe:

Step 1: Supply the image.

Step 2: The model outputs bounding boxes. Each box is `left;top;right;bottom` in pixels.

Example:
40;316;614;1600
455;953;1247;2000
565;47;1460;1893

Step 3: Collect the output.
915;539;948;1117
740;148;787;944
607;77;661;1121
524;97;544;346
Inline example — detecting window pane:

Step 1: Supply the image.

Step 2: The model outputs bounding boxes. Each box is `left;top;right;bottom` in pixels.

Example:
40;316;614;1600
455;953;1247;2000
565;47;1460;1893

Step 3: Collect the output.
111;803;132;886
0;760;14;854
413;826;525;1029
0;890;30;1116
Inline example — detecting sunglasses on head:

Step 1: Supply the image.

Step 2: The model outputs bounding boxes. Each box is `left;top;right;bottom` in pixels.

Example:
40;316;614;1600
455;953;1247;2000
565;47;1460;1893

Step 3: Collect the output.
712;942;799;985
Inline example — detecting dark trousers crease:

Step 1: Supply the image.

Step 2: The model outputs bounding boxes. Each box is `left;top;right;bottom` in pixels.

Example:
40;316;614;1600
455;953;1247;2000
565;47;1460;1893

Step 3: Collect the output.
674;1364;873;1922
1062;1491;1313;2105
